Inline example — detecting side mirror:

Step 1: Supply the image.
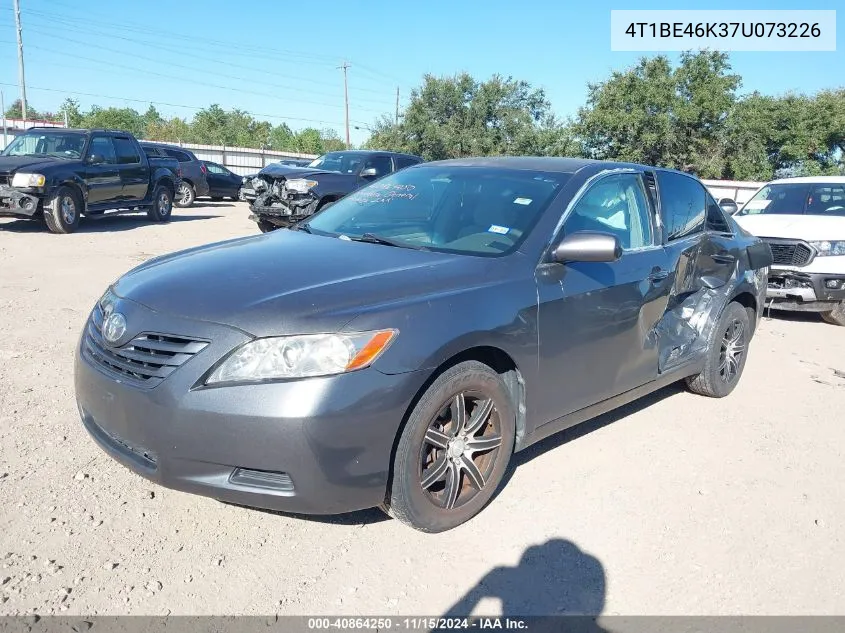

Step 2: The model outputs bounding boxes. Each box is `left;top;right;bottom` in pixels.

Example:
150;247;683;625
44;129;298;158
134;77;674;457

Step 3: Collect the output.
718;198;739;215
360;167;379;178
552;231;622;264
87;153;105;165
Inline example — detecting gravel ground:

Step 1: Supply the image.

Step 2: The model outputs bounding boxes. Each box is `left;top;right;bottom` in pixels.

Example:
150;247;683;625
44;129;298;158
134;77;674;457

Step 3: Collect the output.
1;202;845;617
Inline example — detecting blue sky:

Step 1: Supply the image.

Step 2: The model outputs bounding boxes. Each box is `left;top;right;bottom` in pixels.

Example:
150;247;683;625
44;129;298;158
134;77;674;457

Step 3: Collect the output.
0;0;842;146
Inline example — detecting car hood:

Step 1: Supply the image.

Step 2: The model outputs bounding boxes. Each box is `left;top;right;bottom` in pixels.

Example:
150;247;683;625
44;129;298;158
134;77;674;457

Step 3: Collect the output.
0;155;60;173
113;231;494;337
258;164;343;179
733;214;845;241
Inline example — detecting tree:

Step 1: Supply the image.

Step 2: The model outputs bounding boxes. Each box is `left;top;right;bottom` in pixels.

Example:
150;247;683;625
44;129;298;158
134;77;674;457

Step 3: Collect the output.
4;99;42;120
268;123;295;151
293;128;324;154
575;51;741;177
79;106;145;137
364;73;565;160
58;98;84;127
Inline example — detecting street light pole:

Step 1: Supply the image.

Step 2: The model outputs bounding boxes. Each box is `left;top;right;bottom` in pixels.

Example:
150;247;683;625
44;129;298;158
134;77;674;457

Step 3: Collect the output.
338;61;351;149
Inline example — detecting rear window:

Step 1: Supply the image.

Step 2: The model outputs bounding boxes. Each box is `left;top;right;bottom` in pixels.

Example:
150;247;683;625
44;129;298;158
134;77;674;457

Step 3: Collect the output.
164;149;192;163
737;182;845;217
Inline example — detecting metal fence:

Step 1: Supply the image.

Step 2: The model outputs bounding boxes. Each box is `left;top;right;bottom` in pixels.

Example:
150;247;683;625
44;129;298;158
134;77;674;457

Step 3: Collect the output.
156;141;318;176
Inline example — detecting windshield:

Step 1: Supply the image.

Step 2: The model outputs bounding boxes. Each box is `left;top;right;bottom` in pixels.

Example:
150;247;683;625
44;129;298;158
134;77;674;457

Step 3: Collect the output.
307;152;365;174
738;182;845;217
2;131;86;159
305;165;569;256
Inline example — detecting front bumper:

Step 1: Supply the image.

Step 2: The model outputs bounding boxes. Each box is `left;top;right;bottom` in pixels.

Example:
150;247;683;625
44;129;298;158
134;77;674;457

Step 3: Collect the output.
764;268;845;312
73;300;428;515
0;185;41;217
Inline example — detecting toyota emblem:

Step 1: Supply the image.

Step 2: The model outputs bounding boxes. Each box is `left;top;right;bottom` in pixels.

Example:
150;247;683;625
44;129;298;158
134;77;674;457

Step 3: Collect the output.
102;312;127;345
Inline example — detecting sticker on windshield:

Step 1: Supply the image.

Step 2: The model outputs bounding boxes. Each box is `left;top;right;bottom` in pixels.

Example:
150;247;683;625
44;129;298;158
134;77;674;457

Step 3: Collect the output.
513;197;532;205
488;225;510;235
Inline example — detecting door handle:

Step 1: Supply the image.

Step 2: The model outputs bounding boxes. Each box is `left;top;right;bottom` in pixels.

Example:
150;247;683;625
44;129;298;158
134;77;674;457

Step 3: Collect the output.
648;269;669;282
712;254;736;264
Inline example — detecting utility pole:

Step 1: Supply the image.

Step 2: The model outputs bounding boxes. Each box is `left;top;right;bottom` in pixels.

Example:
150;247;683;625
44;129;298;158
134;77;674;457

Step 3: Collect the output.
13;0;27;128
338;61;350;149
1;90;7;148
395;87;399;125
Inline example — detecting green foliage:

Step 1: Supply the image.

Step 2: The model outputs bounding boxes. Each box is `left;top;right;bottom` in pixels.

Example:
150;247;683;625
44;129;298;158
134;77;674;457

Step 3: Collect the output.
364;73;571;160
4;98;45;120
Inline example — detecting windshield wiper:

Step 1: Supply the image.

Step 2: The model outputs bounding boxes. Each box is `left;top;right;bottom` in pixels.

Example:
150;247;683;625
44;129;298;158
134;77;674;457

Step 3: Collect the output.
354;232;429;250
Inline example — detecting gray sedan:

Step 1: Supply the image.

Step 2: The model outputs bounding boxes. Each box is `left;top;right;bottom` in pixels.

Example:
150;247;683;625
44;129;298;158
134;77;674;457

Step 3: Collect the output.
74;157;772;532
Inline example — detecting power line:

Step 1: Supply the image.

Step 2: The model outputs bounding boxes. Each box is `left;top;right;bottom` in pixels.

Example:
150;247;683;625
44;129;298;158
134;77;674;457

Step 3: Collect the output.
15;11;398;99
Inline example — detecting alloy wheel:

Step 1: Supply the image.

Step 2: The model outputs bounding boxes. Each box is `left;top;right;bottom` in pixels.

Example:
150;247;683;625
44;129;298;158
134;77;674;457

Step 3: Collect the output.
178;184;192;205
419;391;503;510
60;196;76;224
719;318;746;383
158;191;171;215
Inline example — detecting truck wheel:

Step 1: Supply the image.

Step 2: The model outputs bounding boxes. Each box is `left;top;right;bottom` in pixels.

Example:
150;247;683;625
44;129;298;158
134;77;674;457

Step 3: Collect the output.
147;186;173;222
821;302;845;326
44;186;82;234
686;301;751;398
174;182;195;208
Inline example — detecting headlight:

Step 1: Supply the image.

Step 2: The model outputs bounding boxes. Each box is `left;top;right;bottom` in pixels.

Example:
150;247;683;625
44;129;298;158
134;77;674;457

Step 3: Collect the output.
285;179;318;194
98;288;118;315
205;329;398;384
11;172;46;187
809;241;845;257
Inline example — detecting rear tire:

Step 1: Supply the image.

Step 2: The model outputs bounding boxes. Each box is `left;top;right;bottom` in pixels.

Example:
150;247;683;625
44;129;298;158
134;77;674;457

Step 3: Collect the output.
43;186;82;234
821;302;845;326
382;361;515;532
686;301;751;398
146;185;173;222
174;182;195;208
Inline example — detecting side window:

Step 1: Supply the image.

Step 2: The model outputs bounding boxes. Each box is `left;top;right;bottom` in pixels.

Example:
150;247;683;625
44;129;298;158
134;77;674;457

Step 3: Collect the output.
362;155;393;178
563;173;654;250
655;171;705;240
88;136;117;164
705;191;732;233
113;137;140;165
394;156;421;170
808;184;845;215
205;163;225;174
164;149;191;163
141;146;158;158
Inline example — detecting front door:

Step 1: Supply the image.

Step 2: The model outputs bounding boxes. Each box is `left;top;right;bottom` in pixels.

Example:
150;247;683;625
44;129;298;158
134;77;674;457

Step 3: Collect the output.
113;136;148;201
534;171;671;424
84;136;121;205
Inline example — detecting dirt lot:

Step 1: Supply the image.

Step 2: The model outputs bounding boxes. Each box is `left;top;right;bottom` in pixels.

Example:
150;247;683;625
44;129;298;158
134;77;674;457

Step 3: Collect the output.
1;202;845;617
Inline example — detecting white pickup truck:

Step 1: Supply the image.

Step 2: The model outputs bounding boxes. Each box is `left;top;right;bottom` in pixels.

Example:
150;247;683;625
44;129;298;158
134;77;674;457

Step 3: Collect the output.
732;176;845;326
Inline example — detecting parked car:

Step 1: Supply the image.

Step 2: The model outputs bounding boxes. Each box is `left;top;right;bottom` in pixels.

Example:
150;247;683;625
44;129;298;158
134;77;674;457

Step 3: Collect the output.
74;157;772;532
733;176;845;325
246;149;423;232
201;161;242;201
0;127;180;234
139;142;209;208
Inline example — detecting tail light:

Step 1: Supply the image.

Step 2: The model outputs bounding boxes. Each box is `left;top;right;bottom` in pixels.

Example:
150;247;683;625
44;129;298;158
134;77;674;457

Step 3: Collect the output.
177;167;183;178
200;163;207;175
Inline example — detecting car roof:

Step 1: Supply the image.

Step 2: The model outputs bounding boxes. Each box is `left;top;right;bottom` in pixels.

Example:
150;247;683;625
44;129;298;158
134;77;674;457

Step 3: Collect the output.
418;156;682;175
765;176;845;185
323;149;421;158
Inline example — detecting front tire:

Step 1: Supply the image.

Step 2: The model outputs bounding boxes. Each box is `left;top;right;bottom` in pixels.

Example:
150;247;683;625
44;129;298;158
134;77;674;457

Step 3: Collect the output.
44;186;82;234
821;302;845;326
174;182;195;208
686;301;751;398
383;361;515;532
146;185;173;222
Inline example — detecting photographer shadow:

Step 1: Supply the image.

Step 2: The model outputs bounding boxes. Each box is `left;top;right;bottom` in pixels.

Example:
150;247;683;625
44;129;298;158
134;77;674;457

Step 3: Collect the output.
436;538;607;633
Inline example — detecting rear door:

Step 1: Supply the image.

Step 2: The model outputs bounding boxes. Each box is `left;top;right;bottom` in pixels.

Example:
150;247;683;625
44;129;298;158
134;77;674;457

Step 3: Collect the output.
535;170;671;422
84;136;121;205
204;162;229;196
113;136;148;201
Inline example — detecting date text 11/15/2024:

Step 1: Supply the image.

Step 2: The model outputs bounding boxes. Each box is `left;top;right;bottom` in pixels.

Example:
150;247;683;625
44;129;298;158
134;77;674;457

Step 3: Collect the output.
307;617;529;630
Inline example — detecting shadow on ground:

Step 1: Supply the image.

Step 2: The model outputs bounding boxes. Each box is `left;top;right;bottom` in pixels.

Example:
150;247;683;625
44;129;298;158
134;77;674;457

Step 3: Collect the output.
0;213;222;234
437;538;606;626
760;308;827;325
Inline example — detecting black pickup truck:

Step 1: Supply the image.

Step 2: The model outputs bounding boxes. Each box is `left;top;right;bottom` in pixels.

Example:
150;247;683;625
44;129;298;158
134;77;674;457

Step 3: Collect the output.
246;149;423;232
0;127;180;234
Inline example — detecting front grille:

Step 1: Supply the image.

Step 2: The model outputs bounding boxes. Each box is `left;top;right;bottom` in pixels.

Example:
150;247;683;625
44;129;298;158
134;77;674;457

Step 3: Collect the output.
763;239;814;267
82;303;209;388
